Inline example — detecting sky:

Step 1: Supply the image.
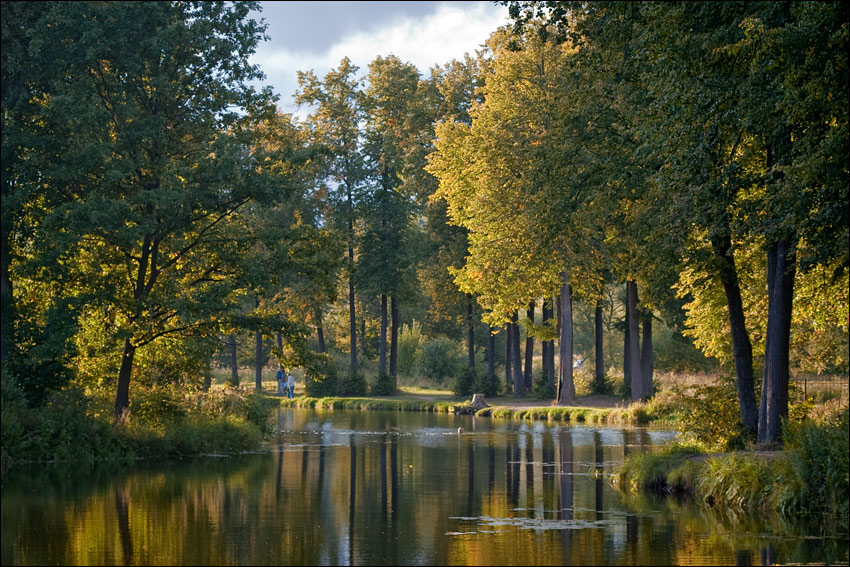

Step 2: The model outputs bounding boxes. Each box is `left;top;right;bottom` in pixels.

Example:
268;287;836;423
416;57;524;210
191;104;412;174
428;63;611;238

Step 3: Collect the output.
248;1;511;116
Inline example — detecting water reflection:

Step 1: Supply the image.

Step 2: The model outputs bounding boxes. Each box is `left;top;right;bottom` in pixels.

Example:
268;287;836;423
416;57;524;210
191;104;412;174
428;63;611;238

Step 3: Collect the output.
1;409;845;566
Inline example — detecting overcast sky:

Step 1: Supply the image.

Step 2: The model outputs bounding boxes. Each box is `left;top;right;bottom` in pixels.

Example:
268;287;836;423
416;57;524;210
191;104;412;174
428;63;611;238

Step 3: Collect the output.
248;1;511;116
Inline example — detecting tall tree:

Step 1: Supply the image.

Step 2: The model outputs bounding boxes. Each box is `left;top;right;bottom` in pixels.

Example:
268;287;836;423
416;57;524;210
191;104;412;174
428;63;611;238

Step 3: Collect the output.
296;58;366;376
6;2;282;417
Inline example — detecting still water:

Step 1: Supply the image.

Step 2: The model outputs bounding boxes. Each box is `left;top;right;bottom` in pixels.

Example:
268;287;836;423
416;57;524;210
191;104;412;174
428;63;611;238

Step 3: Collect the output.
1;408;846;566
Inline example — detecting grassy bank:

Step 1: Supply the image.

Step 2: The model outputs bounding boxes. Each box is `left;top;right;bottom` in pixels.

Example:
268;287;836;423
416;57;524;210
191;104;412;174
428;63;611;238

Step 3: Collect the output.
612;410;850;534
1;381;280;470
278;394;655;425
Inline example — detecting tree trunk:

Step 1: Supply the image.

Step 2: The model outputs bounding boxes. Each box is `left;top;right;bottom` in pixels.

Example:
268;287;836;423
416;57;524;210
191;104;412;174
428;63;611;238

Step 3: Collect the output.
487;323;495;388
511;311;524;396
348;246;357;370
114;339;135;420
277;331;284;365
713;233;758;435
623;294;631;391
316;309;326;354
544;298;554;389
505;323;512;389
229;333;238;386
594;299;605;392
0;215;11;366
524;301;534;390
390;296;398;383
202;359;212;392
627;280;642;401
467;294;475;370
640;313;653;398
557;271;575;405
758;239;796;444
379;293;388;376
255;328;263;391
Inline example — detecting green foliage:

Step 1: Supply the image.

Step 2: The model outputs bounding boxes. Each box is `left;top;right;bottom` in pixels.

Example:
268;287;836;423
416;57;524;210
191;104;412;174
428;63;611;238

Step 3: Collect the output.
474;369;502;398
396;322;424;376
417;336;463;383
776;410;849;533
337;367;368;397
303;355;339;398
131;387;188;430
616;444;703;492
451;366;476;397
530;372;555;400
699;455;775;513
371;372;396;396
669;377;748;452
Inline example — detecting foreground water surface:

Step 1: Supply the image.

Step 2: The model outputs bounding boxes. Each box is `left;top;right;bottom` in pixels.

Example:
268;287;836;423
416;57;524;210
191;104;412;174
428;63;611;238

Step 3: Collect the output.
1;408;846;566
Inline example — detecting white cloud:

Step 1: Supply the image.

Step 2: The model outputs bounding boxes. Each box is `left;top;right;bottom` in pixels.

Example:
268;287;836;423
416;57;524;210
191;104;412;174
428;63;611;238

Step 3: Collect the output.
251;2;509;114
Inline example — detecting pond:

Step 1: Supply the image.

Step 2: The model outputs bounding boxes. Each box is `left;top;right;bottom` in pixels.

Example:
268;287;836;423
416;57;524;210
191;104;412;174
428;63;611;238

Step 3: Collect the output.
1;408;845;566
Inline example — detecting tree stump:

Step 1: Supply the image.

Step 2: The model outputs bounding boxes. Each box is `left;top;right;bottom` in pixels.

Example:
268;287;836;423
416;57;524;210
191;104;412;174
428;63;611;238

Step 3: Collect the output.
470;393;488;409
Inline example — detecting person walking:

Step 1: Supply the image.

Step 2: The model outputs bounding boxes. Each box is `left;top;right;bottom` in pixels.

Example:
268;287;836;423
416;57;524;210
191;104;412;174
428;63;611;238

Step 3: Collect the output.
276;367;285;396
287;371;295;398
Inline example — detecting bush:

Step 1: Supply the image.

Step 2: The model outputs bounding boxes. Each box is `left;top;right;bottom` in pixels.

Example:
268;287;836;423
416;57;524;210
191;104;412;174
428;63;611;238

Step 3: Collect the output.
418;336;463;383
669;376;747;451
303;355;339;397
397;322;424;376
337;367;367;396
452;366;476;397
132;386;188;429
371;371;396;396
777;409;849;533
474;369;502;398
530;372;555;400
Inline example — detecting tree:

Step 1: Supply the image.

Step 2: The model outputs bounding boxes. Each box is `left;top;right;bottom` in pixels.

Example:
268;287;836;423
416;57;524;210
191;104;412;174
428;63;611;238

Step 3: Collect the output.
296;58;366;377
6;2;281;417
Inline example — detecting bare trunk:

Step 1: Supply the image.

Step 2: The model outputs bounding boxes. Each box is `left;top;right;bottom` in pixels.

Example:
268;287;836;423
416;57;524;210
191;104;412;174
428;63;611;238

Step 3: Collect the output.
712;233;758;434
0;214;11;366
389;296;398;382
544;298;555;388
623;296;631;391
524;301;534;390
504;323;512;389
511;311;524;395
640;313;653;398
316;310;326;354
557;271;575;405
379;293;388;376
594;299;605;392
758;239;796;444
627;280;642;401
277;331;284;365
255;328;263;391
348;245;357;370
487;323;495;387
467;295;475;370
115;339;135;420
229;333;238;386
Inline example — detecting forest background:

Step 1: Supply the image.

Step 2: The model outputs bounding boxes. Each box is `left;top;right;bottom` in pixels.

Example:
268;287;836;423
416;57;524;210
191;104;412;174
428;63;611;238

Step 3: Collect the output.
1;1;847;463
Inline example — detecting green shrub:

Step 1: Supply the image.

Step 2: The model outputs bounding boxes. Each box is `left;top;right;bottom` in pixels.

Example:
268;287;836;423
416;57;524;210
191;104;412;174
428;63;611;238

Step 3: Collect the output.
418;336;462;383
132;386;188;429
337;367;367;396
670;376;747;451
777;409;849;533
397;322;424;376
304;355;339;397
474;369;502;398
530;372;555;400
371;371;396;396
452;366;476;397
